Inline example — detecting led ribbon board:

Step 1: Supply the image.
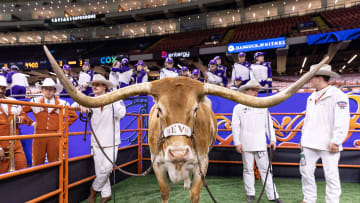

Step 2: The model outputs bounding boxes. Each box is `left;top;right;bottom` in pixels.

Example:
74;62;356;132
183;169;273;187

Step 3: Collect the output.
307;28;360;45
227;37;286;54
50;14;96;23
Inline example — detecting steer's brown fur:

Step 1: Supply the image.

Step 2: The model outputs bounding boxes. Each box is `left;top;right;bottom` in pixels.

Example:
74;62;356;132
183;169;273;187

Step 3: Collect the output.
148;77;217;203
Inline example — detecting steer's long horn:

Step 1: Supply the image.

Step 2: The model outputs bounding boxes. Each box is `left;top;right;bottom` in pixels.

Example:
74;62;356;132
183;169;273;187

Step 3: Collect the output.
44;45;151;108
204;56;329;108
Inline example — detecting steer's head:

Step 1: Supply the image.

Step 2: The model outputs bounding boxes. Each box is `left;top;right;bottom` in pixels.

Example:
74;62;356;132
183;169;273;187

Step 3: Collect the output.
151;78;204;162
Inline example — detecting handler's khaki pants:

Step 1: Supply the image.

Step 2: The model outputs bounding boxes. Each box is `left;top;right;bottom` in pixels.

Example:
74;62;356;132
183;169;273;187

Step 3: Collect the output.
300;147;341;203
92;146;118;198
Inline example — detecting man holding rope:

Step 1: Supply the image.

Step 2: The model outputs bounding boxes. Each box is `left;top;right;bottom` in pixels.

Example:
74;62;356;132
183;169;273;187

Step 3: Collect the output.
72;74;126;203
232;80;283;203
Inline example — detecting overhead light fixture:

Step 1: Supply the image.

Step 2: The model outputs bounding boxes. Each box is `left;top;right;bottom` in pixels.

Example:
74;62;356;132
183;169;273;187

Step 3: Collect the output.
347;54;358;64
2;37;8;42
335;0;338;4
302;57;307;68
37;36;41;40
11;37;16;40
232;16;235;21
141;28;145;32
292;5;296;11
27;36;33;41
308;2;312;9
130;29;134;33
253;12;256;18
52;35;58;39
267;10;270;16
62;34;67;38
169;24;173;29
219;18;222;23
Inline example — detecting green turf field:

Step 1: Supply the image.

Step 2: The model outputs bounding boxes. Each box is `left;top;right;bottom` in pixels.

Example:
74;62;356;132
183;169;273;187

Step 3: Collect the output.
83;175;360;203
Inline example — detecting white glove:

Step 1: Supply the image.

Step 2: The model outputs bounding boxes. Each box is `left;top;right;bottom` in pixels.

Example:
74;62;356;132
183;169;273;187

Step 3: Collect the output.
31;122;36;127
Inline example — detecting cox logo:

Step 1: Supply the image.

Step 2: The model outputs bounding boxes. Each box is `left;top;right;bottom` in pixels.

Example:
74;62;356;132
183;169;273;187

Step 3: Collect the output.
100;56;117;64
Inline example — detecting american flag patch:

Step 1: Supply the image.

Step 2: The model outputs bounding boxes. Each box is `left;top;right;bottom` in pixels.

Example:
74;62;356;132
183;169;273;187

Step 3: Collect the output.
337;101;348;109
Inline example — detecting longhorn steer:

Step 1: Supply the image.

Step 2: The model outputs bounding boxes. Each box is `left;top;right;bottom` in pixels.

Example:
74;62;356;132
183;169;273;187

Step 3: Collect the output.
44;45;329;203
148;78;217;202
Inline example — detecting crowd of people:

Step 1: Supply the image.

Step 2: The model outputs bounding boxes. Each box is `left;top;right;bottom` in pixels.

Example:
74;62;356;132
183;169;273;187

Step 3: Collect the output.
0;51;273;98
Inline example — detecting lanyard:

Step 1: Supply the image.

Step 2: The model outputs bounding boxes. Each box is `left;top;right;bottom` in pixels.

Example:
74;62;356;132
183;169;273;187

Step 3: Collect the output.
315;90;328;104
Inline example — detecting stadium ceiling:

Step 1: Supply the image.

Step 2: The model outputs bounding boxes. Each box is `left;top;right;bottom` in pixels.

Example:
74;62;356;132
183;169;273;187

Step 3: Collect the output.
0;0;243;32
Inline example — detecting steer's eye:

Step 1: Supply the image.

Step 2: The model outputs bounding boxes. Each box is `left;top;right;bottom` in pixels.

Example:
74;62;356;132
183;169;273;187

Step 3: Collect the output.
194;107;198;117
157;107;162;118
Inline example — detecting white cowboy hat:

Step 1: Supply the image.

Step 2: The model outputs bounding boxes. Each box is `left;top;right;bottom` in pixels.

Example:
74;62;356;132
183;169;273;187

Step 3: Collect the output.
87;74;113;89
239;79;263;92
0;76;9;88
310;64;340;78
38;78;63;93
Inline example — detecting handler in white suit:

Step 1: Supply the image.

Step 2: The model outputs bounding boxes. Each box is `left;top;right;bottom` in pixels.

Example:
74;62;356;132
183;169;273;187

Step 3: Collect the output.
232;80;283;203
300;64;350;203
72;74;126;203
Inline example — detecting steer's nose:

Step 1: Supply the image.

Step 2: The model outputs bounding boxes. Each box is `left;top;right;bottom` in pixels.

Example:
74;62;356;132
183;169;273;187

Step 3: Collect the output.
168;147;190;162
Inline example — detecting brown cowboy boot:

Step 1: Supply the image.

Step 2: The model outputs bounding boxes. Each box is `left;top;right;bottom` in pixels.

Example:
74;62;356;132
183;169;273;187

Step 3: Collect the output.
99;196;112;203
88;187;97;203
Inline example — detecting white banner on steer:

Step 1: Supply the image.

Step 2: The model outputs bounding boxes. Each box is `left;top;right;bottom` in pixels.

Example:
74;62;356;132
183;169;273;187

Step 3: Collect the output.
164;123;192;138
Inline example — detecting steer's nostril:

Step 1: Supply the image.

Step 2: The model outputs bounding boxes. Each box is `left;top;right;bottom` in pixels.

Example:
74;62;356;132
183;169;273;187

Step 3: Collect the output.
168;148;190;161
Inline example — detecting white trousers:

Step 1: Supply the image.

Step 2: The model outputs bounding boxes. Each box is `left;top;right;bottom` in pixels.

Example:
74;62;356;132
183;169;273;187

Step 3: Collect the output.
242;151;279;200
300;147;341;203
92;146;118;198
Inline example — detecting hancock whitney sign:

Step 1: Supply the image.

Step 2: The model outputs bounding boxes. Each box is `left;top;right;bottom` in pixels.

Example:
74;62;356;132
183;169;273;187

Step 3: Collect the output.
227;37;286;54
